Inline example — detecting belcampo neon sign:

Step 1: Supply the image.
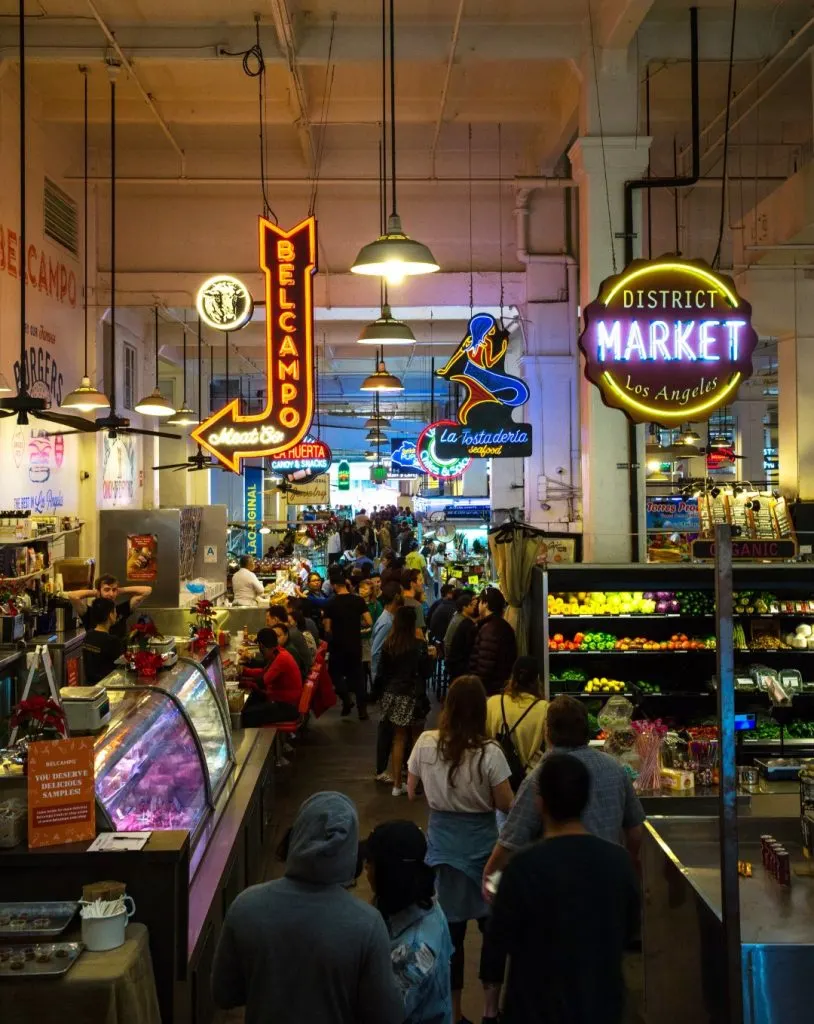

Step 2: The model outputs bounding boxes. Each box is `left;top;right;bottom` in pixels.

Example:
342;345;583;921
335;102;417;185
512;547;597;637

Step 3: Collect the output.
579;258;758;425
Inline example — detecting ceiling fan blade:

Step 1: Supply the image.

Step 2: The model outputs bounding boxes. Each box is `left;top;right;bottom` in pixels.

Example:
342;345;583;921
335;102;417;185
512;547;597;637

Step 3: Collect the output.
122;427;182;440
43;430;83;438
153;463;189;471
0;409;16;419
36;410;99;432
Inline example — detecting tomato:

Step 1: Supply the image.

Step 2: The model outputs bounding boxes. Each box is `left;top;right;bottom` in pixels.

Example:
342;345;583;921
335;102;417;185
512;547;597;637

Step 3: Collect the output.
553;633;564;643
573;632;585;644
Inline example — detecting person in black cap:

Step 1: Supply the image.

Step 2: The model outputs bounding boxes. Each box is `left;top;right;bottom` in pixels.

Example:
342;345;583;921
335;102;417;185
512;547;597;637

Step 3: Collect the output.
363;820;453;1024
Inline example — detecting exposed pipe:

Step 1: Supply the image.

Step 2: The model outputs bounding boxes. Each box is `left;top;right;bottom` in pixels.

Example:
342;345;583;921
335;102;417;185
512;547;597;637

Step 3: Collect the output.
622;7;700;564
85;0;186;174
68;174;576;188
429;0;466;176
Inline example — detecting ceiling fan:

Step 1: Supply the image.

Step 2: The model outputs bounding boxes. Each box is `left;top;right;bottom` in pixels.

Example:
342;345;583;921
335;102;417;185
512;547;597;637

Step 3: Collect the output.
48;63;180;443
0;6;110;435
154;319;221;472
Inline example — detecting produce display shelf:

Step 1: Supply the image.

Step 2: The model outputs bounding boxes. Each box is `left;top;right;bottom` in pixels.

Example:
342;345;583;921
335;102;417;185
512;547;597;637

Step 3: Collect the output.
549;649;711;655
553;691;636;699
548;614;713;620
742;737;814;748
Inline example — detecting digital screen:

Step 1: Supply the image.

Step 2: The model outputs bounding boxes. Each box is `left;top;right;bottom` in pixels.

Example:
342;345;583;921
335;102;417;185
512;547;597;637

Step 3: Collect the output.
734;713;756;732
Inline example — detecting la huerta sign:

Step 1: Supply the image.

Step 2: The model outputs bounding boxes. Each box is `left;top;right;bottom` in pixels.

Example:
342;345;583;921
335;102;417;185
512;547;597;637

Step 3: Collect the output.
578;257;758;425
435;313;532;458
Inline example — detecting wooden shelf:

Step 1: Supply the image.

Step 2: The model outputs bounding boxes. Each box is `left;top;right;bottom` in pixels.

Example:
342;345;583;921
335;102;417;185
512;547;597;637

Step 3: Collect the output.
0;526;82;546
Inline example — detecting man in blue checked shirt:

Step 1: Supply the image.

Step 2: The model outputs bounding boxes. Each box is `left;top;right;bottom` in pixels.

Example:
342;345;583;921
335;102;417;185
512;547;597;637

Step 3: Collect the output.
481;694;645;896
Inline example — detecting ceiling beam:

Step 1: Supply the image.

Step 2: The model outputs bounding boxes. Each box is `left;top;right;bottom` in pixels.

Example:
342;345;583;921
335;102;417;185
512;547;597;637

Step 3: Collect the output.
266;0;316;171
429;0;466;176
596;0;655;51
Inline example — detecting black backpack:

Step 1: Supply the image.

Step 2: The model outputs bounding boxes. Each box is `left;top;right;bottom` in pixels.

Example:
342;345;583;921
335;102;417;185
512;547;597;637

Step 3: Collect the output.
496;695;541;792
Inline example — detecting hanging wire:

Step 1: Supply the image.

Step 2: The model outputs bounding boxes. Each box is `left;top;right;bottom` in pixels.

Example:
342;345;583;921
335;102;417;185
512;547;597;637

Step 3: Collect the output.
586;0;617;274
712;0;739;269
388;0;398;218
308;12;337;217
497;122;505;323
80;65;90;377
221;17;278;223
468;122;474;316
379;0;389;309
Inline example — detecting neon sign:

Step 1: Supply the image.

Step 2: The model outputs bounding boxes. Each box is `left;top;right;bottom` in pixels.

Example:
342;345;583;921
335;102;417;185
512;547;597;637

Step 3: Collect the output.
579;258;758;425
192;217;317;472
416;421;472;479
267;434;332;484
435;313;532;459
196;274;254;332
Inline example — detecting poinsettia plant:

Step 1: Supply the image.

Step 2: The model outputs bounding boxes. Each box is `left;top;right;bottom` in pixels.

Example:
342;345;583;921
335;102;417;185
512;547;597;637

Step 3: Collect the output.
129;618;160;651
132;650;163;679
10;696;66;740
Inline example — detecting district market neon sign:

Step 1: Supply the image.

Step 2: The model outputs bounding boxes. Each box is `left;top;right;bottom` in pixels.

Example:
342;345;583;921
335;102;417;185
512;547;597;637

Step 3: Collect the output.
417;421;472;479
192;216;317;472
578;258;758;425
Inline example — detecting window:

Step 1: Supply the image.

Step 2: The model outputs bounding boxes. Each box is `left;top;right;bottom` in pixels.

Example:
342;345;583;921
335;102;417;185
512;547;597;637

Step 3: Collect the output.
43;178;78;256
123;343;137;411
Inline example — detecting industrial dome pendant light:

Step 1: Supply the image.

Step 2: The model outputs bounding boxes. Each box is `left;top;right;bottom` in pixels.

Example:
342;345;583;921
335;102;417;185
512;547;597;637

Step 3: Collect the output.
135;308;177;417
62;67;109;413
357;304;415;345
364;415;391;428
351;0;438;285
360;359;404;393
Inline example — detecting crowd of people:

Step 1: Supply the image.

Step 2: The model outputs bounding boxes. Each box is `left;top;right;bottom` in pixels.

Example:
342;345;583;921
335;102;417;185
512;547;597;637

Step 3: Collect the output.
216;524;646;1024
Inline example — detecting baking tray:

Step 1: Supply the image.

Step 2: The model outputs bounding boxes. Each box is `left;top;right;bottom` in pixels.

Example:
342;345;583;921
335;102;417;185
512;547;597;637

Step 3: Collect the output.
0;902;79;940
0;942;82;977
754;757;814;781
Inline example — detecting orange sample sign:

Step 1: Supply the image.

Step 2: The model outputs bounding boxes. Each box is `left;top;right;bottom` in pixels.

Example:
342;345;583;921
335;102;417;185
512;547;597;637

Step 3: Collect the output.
27;736;96;848
193;216;317;472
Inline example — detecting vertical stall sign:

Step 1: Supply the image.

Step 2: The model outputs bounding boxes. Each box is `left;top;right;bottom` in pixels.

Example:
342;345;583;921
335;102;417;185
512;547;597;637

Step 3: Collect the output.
27;737;96;848
337;460;351;491
435;313;532;459
578;257;758;425
244;466;263;558
192;216;317;472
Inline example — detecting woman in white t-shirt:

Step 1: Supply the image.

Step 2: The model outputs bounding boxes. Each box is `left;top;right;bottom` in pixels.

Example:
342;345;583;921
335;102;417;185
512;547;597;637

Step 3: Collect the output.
408;675;513;1024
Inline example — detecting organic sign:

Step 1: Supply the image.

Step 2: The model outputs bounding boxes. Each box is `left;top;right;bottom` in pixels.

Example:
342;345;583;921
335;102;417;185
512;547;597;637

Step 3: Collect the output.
193;217;317;472
416;421;472;479
268;434;331;484
435;313;532;458
337;460;350;490
27;736;96;848
579;258;758;425
244;466;263;558
196;274;254;332
691;538;797;560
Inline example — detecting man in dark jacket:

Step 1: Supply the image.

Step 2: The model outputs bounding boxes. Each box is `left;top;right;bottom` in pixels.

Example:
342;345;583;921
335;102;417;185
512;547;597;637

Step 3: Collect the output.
445;589;480;683
213;792;402;1024
427;583;458;643
469;587;517;696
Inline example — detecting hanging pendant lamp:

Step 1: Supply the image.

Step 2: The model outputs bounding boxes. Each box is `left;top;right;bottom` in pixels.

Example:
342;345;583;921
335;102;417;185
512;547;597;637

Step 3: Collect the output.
62;67;110;413
167;315;198;425
681;426;701;444
351;0;438;284
364;415;391;428
361;360;404;392
357;304;415;345
135;308;176;417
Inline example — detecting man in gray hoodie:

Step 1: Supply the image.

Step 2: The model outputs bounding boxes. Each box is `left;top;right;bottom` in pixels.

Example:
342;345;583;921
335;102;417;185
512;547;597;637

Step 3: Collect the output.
212;791;403;1024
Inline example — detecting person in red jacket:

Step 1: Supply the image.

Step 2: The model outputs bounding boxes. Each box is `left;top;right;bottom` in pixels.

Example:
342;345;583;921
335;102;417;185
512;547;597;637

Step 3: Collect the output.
240;625;303;727
469;587;518;697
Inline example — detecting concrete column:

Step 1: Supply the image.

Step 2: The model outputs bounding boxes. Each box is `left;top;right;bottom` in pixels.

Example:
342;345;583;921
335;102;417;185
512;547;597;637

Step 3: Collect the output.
777;331;814;499
569;133;651;561
732;400;766;487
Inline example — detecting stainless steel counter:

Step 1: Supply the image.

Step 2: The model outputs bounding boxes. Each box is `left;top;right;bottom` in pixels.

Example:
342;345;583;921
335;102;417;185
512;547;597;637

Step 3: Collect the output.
643;815;814;1024
640;781;801;819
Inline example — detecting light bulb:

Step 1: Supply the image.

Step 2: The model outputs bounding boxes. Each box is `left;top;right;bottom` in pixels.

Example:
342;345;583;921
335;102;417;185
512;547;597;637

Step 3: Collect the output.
384;262;405;286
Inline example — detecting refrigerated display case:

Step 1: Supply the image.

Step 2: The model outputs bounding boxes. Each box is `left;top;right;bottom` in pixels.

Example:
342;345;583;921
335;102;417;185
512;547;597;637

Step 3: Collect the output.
97;655;235;809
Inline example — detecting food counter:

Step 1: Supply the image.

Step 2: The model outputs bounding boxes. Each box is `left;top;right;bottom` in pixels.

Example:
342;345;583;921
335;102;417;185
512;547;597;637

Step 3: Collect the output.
642;815;814;1024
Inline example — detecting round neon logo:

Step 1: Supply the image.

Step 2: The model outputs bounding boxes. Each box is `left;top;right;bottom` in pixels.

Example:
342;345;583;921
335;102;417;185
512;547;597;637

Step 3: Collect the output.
196;274;254;332
417;421;472;479
578;257;758;425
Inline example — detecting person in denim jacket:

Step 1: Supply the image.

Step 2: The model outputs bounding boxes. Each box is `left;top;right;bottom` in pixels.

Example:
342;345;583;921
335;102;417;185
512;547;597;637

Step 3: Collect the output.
363;820;453;1024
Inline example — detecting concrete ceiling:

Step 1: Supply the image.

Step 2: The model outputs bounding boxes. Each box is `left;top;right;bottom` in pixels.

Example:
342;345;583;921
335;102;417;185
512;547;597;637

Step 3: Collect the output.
3;0;813;417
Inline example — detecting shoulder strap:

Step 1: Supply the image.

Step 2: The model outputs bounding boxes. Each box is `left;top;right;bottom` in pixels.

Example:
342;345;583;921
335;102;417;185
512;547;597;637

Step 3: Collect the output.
503;696;541;738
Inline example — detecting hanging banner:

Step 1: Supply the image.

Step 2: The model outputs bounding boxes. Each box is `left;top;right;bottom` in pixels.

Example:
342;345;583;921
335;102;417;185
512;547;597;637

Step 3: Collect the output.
27;736;96;849
337;460;351;490
267;434;331;484
126;533;158;581
435;313;532;458
193;216;317;471
579;257;758;425
416;421;472;479
244;466;263;557
287;474;329;505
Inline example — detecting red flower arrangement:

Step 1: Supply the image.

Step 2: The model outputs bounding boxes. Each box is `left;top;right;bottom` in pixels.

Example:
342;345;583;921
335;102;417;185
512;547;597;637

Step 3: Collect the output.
129;618;160;651
132;650;164;679
10;696;66;740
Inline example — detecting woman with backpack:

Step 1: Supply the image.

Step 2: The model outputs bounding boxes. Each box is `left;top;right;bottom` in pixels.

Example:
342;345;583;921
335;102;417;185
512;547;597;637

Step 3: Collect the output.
375;605;433;797
486;656;548;793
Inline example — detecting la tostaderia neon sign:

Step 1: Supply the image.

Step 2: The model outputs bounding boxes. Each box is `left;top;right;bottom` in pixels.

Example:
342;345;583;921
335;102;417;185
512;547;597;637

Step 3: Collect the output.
578;258;758;425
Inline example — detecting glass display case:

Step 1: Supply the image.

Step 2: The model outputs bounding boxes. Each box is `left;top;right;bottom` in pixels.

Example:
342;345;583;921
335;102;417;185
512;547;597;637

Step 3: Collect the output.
102;658;234;800
94;688;209;837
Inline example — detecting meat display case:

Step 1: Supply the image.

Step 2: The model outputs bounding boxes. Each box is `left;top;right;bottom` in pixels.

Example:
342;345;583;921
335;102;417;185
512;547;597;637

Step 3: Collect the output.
95;656;236;840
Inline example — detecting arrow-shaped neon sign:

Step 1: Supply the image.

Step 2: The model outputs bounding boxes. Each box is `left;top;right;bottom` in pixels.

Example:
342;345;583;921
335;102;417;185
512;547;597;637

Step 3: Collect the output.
192;216;317;472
